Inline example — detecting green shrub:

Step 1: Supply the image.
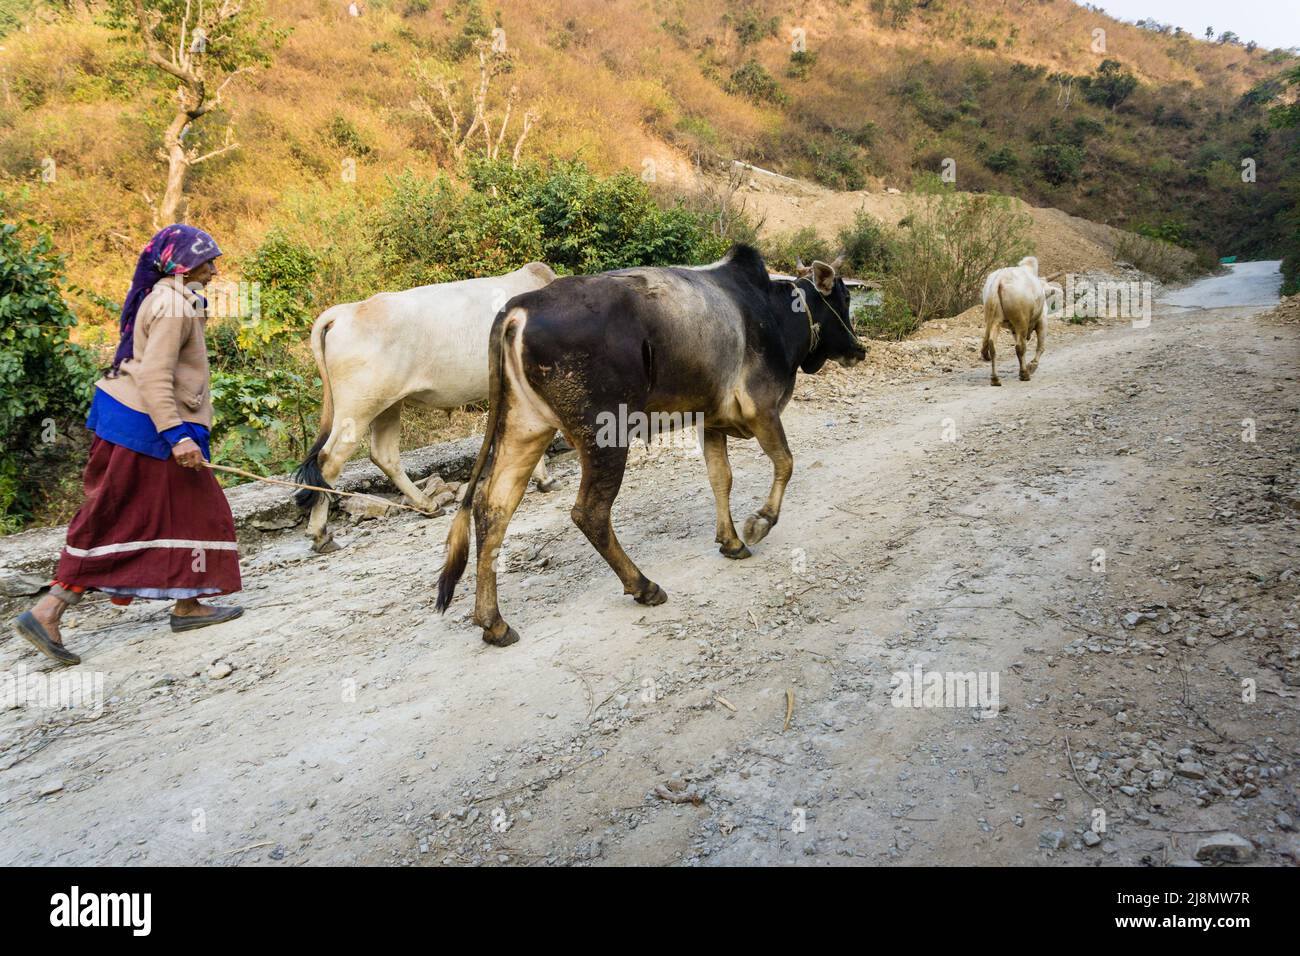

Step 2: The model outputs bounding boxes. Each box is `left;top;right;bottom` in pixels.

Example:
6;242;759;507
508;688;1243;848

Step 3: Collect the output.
732;8;779;45
836;210;892;276
760;227;833;274
1034;143;1084;185
239;229;319;351
984;146;1019;173
326;115;373;157
1081;59;1138;110
726;60;787;106
0;217;97;531
853;287;919;340
373;170;545;287
884;176;1033;322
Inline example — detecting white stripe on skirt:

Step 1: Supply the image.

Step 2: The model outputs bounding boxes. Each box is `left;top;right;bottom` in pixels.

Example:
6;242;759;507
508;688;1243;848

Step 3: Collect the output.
63;538;239;558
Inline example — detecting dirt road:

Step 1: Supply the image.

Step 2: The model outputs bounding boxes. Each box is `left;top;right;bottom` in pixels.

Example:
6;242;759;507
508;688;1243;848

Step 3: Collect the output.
2;264;1297;866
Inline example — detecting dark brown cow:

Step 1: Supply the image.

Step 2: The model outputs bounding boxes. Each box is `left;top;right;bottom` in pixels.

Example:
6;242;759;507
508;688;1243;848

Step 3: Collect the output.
436;245;866;646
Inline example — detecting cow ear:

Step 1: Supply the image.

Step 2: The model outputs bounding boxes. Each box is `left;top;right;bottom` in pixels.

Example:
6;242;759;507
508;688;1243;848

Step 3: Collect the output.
811;261;836;294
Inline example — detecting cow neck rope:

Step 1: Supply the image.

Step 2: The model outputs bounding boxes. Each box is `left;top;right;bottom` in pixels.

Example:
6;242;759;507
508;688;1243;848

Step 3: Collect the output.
797;283;861;355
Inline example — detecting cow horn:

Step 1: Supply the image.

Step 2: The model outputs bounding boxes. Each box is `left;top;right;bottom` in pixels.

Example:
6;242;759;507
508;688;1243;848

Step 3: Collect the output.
795;257;812;277
830;251;846;272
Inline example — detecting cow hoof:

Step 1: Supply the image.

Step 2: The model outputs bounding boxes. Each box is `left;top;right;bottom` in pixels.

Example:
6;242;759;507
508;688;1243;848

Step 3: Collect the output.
635;582;668;606
1019;372;1031;381
535;478;557;493
743;514;773;546
312;536;342;555
418;505;446;518
990;378;1002;387
720;541;752;560
482;625;520;647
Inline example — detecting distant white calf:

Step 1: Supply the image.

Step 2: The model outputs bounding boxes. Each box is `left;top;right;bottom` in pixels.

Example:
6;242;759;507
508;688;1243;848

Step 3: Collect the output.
980;256;1047;386
295;262;557;552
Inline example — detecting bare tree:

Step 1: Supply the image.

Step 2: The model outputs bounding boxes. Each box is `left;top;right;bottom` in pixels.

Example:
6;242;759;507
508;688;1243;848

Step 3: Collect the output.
111;0;278;225
411;39;538;168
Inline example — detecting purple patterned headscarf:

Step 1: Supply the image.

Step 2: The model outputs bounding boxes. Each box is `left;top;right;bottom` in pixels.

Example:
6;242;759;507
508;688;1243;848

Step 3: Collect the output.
110;224;221;373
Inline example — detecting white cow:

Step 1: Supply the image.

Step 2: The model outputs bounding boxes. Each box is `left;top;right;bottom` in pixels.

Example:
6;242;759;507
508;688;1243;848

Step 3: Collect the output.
295;262;557;552
980;255;1047;386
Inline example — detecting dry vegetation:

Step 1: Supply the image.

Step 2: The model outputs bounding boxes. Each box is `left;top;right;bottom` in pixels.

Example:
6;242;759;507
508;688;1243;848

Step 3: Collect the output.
1;0;1293;313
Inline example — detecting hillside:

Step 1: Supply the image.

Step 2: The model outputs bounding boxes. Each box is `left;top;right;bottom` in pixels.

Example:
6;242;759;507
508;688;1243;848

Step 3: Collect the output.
1;0;1296;305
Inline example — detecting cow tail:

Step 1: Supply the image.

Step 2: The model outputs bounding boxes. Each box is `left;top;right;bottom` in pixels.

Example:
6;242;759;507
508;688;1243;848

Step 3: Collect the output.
436;308;511;613
294;314;336;510
980;282;1002;361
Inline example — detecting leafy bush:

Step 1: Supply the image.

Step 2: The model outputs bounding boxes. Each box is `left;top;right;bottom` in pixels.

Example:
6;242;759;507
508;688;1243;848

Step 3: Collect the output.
984;146;1019;173
0;218;96;530
884;177;1033;323
1034;143;1084;185
1081;59;1138;110
836;210;892;276
732;8;779;45
374;170;545;287
467;159;729;273
726;60;787;106
239;230;319;350
853;287;919;340
760;227;833;274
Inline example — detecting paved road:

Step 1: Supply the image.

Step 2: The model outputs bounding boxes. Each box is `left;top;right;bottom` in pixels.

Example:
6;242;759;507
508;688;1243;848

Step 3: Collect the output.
1160;259;1282;309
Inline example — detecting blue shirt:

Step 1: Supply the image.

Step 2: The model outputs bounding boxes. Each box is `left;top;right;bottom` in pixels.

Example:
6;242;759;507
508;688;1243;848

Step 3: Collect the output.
86;387;211;461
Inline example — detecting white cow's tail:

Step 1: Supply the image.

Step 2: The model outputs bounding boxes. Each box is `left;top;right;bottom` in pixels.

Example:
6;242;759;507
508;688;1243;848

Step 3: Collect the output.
294;313;336;509
436;307;513;612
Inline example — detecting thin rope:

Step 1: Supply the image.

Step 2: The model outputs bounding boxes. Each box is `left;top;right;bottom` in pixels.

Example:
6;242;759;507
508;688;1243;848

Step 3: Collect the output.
201;462;434;514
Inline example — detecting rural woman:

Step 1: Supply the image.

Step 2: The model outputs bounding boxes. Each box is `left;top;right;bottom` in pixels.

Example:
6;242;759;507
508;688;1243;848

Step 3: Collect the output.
10;224;244;666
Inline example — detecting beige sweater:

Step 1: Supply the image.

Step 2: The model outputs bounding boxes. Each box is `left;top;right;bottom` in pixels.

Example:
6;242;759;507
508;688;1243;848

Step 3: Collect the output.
96;276;214;432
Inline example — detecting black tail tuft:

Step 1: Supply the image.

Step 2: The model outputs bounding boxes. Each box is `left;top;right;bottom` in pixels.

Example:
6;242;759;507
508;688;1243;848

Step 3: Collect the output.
434;506;472;613
293;433;330;510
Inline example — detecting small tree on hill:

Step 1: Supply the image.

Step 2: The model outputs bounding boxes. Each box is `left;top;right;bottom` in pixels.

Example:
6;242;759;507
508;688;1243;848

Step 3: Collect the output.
411;39;539;168
104;0;282;225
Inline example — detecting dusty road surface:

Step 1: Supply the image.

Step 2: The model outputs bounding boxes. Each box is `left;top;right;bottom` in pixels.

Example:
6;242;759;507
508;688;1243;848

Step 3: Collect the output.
2;264;1297;866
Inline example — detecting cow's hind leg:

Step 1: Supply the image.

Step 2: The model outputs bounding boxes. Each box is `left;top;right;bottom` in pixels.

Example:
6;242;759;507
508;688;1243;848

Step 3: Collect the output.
1015;330;1030;381
1028;316;1046;375
571;438;666;606
369;402;442;515
471;418;553;647
702;428;748;559
742;413;793;548
531;454;556;493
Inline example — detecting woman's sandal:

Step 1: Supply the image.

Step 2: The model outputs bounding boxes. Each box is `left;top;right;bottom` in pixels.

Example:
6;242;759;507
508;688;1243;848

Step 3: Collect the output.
169;605;244;633
11;611;81;666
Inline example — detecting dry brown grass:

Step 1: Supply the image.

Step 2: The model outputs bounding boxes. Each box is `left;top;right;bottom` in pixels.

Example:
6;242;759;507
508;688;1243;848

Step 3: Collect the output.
0;0;1285;325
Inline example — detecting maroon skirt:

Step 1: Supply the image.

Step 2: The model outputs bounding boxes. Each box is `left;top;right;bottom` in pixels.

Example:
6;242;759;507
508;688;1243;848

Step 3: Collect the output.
55;438;241;596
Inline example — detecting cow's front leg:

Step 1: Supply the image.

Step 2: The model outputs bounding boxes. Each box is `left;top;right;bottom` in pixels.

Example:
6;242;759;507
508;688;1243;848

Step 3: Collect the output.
742;413;793;548
702;428;749;559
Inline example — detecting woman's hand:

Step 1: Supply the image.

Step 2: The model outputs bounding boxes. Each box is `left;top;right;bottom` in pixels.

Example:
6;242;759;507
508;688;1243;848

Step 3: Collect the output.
172;438;204;470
